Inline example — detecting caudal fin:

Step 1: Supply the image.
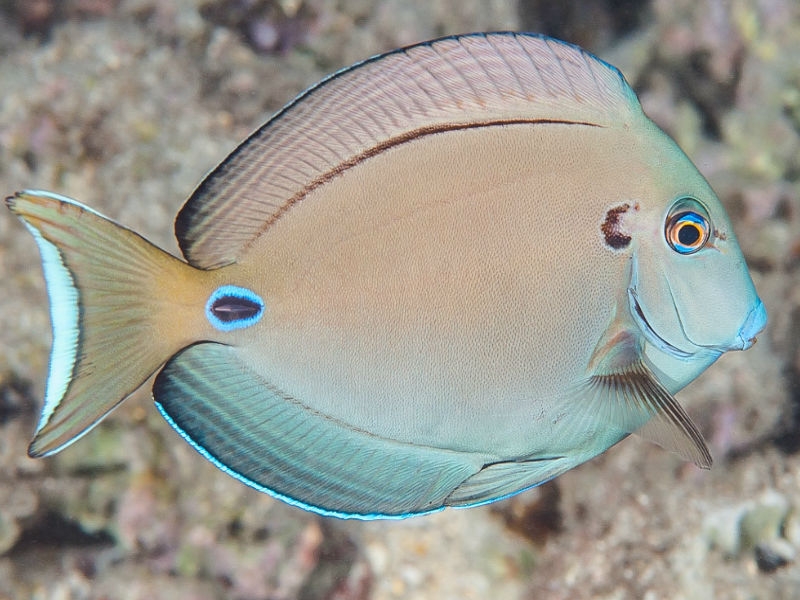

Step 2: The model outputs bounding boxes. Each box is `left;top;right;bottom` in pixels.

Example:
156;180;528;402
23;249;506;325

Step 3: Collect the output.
6;191;204;457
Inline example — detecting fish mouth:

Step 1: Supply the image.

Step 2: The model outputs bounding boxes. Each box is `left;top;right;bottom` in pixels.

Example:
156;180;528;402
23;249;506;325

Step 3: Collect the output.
735;299;767;350
628;286;694;360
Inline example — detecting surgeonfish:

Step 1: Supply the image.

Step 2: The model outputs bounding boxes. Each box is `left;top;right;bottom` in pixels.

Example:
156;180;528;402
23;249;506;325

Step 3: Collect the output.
7;33;767;519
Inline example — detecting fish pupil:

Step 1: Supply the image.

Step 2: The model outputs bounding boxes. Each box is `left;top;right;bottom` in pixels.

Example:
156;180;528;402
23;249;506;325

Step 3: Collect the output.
678;223;700;246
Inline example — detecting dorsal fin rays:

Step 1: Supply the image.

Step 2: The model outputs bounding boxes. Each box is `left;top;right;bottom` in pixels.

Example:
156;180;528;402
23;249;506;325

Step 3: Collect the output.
176;32;645;269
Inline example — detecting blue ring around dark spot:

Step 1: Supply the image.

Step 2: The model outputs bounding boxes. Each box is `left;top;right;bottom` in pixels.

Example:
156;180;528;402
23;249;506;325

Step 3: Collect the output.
205;285;265;332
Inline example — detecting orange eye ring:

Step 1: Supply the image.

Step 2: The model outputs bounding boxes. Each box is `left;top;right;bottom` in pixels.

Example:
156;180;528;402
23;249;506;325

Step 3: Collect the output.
664;198;711;254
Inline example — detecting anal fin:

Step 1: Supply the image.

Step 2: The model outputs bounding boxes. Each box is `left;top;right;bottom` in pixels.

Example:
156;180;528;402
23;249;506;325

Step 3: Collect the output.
153;343;480;519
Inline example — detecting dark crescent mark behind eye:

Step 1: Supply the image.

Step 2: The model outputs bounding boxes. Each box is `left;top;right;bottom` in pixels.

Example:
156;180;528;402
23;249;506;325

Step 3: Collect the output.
601;203;632;249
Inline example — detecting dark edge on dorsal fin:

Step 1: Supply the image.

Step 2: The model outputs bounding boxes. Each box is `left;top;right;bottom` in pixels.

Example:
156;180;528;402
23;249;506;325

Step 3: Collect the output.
175;32;644;269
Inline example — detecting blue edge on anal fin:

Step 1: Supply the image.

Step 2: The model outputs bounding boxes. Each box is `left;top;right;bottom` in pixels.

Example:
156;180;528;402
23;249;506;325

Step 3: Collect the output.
155;401;442;521
153;343;578;519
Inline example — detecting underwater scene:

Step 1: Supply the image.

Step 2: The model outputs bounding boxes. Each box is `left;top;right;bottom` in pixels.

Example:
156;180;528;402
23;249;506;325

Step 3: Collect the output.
0;1;798;598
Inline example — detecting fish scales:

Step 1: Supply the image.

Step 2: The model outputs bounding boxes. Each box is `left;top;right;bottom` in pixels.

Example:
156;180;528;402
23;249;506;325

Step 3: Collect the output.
238;125;629;454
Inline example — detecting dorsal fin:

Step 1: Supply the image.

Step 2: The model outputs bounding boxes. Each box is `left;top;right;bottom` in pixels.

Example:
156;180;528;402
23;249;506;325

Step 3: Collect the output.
176;32;644;268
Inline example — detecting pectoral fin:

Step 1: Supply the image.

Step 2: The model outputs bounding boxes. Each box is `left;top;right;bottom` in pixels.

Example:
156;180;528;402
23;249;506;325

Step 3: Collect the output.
585;360;712;468
577;324;712;468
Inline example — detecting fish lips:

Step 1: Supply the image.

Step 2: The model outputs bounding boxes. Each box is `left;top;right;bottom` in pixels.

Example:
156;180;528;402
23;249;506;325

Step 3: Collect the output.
735;299;767;350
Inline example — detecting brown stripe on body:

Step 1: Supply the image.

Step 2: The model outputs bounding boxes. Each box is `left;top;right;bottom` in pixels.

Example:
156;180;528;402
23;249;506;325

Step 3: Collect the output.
239;118;603;257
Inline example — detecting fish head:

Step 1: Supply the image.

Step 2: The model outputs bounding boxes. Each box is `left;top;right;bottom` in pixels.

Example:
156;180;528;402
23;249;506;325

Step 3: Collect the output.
620;128;766;391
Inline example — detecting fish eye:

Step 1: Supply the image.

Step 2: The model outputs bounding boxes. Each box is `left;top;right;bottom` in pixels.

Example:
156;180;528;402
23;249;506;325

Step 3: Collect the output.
665;198;710;255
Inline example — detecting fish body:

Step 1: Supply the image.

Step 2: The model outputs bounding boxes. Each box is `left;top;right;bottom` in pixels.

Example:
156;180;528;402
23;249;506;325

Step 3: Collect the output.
7;33;766;519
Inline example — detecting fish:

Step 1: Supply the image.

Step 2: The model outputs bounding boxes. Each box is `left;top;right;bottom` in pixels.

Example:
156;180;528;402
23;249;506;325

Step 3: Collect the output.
6;32;767;519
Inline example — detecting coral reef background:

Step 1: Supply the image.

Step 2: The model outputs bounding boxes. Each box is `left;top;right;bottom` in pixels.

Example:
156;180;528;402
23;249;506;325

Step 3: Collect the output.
1;1;799;598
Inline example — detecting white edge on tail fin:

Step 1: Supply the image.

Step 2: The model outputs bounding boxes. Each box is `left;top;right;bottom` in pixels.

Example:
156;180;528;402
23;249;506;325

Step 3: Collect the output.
21;190;105;455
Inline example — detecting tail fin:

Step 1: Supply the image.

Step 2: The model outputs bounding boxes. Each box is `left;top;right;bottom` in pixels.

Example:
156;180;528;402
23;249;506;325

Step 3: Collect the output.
6;191;204;457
